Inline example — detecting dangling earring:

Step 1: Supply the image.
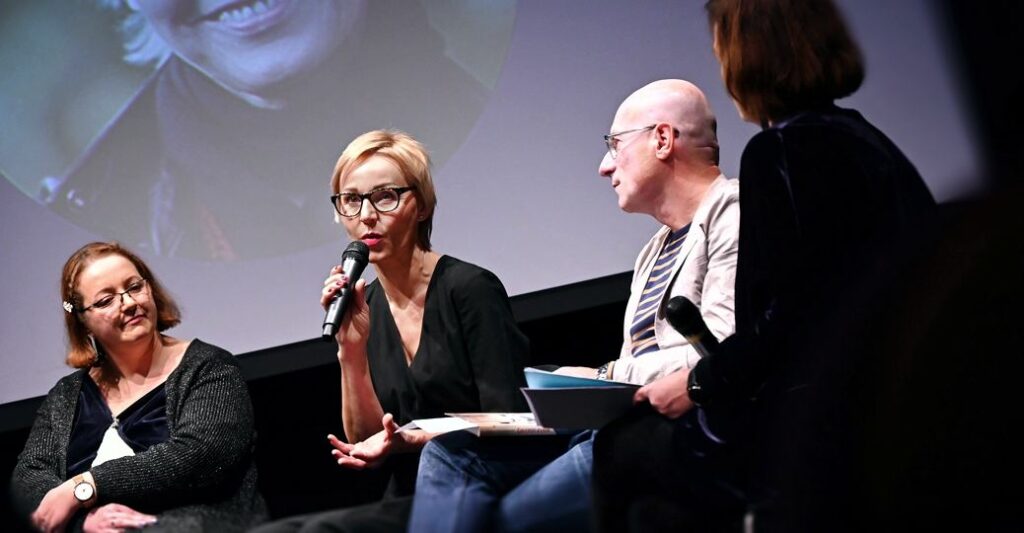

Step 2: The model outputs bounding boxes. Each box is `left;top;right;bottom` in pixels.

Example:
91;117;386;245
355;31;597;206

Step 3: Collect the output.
88;334;104;368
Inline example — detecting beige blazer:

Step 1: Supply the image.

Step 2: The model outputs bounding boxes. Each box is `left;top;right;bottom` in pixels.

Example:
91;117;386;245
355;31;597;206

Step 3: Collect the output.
611;175;740;385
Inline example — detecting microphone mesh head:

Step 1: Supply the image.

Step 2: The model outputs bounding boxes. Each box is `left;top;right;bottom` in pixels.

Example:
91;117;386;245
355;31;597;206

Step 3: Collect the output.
665;296;703;337
342;240;370;261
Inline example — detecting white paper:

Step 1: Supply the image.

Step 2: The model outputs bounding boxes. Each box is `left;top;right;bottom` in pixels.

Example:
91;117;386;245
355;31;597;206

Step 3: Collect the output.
402;416;478;435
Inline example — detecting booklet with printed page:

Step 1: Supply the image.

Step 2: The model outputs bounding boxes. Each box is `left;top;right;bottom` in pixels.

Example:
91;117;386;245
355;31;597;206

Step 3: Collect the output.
524;366;637;388
402;367;644;435
401;412;557;437
521;366;641;430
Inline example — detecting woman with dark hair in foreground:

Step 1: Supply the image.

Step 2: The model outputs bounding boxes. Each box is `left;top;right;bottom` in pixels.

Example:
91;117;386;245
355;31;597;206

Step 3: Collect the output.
592;0;936;530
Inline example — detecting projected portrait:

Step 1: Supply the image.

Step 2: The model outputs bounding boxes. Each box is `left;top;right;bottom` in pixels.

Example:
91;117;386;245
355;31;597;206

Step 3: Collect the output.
2;0;514;260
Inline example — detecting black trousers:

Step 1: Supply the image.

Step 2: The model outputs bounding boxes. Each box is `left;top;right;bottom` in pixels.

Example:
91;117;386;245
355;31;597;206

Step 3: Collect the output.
249;496;411;533
591;405;750;533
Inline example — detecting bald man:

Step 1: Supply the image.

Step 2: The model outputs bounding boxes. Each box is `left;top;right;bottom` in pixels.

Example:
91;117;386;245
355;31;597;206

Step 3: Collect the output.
406;80;739;532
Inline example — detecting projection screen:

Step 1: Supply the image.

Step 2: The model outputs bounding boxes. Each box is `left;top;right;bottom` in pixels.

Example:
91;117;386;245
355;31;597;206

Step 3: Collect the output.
0;0;980;405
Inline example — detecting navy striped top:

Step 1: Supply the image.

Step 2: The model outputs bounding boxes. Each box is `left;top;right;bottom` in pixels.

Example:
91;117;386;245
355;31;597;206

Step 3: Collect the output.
629;225;690;356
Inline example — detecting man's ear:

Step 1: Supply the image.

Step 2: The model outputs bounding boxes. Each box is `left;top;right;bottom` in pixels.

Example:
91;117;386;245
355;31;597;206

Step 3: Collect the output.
654;123;675;161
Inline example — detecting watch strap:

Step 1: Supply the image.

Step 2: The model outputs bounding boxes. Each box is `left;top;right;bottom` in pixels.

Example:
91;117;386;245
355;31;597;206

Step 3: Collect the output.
687;368;706;407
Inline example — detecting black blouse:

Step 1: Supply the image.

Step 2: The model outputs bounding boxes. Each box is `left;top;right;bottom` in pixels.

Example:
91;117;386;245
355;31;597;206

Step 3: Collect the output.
363;256;529;495
67;378;169;477
365;255;529;424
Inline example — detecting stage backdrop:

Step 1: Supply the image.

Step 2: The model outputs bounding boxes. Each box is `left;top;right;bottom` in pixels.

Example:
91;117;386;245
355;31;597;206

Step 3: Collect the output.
0;0;979;405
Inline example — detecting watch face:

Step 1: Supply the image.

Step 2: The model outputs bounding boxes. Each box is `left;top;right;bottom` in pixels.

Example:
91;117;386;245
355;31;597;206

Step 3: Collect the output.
74;482;94;502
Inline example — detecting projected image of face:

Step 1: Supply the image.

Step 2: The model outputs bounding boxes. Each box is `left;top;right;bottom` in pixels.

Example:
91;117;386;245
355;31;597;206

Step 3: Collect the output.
130;0;364;106
9;0;517;261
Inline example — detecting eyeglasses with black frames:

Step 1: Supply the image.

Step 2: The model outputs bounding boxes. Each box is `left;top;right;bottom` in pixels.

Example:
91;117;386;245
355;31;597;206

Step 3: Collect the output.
78;278;150;315
603;124;657;159
331;186;416;218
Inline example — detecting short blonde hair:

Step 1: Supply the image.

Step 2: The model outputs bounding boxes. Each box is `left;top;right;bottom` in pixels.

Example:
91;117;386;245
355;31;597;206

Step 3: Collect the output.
61;242;181;368
331;130;437;250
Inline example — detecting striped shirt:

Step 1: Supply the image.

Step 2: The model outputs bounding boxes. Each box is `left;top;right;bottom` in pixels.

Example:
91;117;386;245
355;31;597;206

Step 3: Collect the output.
629;225;690;356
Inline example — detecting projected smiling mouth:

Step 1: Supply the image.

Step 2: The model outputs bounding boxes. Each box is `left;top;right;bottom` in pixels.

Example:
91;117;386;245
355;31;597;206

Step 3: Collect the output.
6;1;517;261
198;0;291;34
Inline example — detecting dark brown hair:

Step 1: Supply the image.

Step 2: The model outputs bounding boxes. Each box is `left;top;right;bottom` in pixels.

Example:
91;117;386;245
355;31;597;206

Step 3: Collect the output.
61;242;181;368
706;0;864;125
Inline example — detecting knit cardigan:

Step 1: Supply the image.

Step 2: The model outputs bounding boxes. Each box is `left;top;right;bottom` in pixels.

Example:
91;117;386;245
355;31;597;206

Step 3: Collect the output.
10;339;266;531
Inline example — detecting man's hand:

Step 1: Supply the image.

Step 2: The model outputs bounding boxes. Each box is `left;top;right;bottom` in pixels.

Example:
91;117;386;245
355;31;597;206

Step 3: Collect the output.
634;369;694;419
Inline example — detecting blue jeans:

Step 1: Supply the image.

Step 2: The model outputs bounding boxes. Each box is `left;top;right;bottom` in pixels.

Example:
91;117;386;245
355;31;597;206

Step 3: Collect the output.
408;431;595;533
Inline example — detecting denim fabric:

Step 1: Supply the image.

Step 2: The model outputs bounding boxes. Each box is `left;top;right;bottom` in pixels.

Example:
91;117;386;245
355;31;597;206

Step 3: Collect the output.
496;433;594;532
408;431;592;532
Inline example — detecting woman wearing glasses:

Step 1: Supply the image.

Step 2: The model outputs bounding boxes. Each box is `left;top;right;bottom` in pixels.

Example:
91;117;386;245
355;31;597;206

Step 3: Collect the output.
11;241;266;532
254;130;528;531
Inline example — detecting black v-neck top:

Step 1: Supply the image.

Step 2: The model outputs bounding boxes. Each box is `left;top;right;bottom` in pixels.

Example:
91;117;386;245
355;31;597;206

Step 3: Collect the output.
365;256;529;426
363;256;529;495
67;377;169;477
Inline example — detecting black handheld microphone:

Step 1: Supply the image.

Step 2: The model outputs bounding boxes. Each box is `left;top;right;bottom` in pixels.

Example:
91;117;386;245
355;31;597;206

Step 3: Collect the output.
322;241;370;341
665;296;720;358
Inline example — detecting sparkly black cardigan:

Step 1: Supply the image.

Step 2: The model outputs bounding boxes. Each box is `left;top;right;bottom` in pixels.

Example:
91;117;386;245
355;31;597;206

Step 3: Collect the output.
10;339;266;531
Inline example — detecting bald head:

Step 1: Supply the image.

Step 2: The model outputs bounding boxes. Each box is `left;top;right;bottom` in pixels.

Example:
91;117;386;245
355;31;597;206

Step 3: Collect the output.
599;79;722;226
615;79;719;164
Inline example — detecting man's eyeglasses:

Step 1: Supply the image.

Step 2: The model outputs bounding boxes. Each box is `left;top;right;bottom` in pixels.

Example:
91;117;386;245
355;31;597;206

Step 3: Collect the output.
78;278;150;315
603;124;657;159
331;186;416;218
